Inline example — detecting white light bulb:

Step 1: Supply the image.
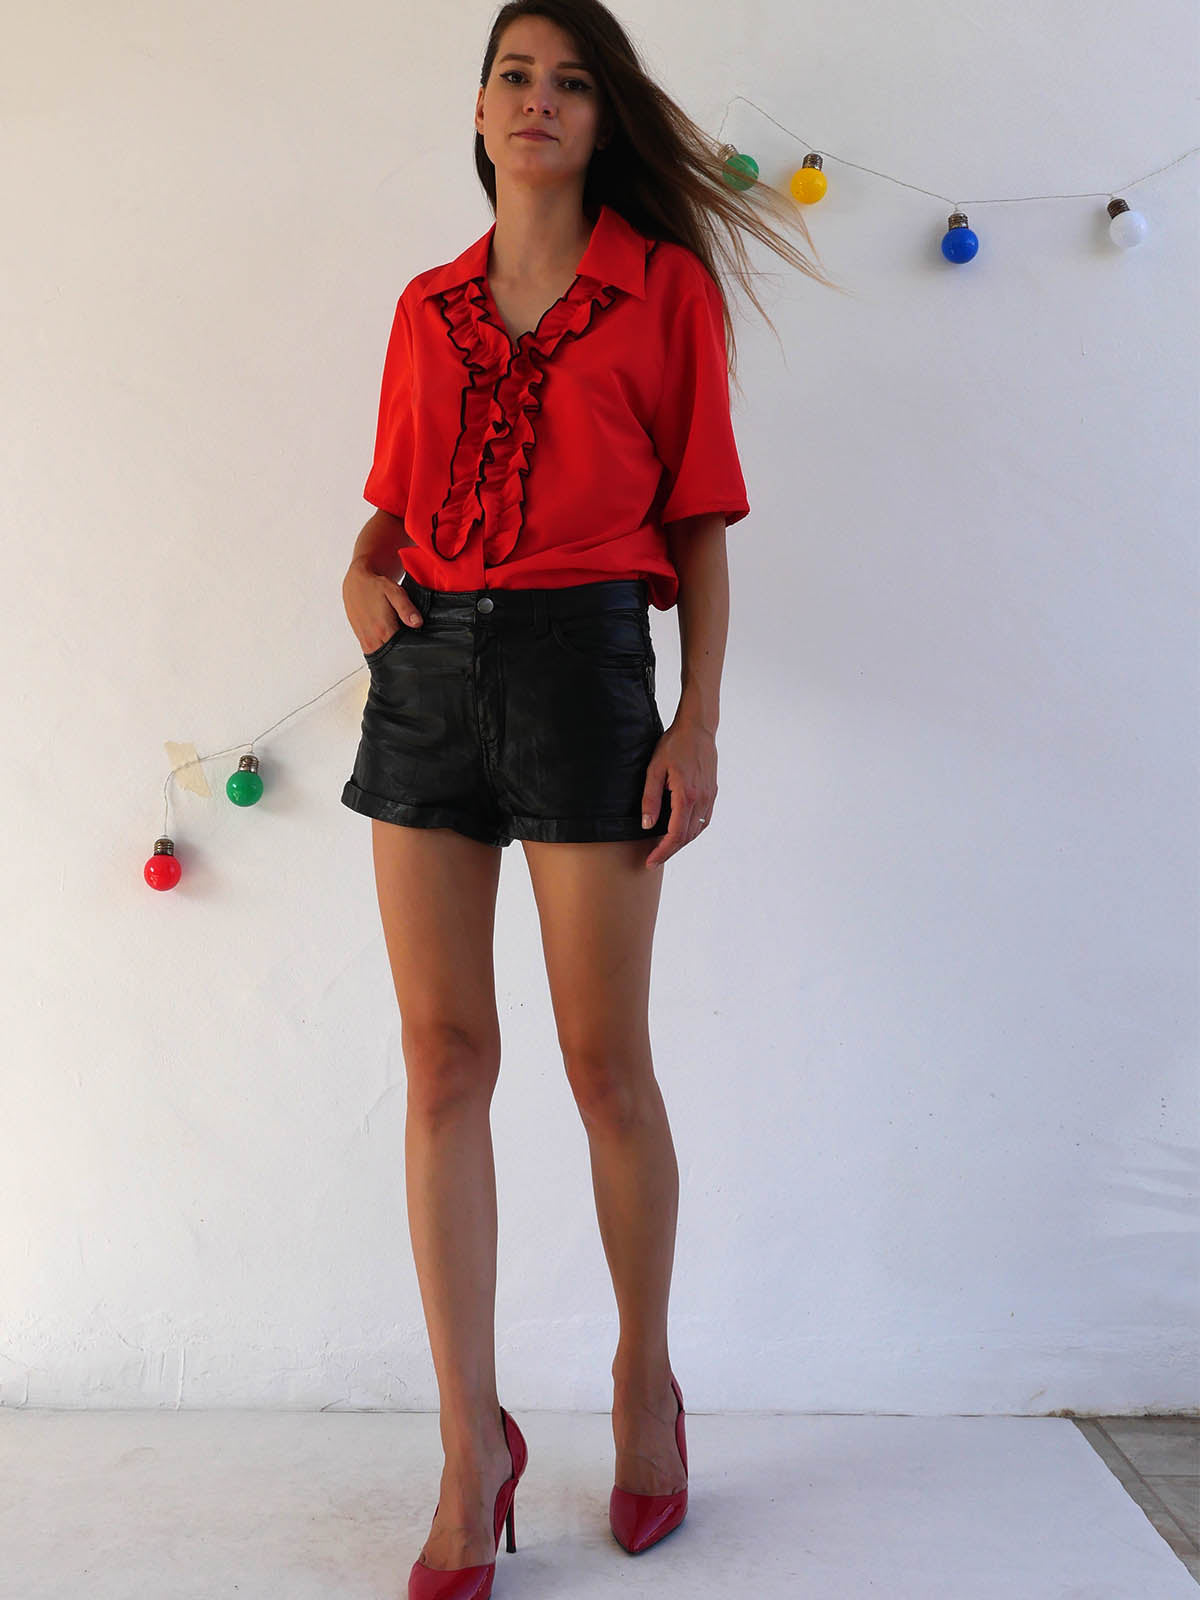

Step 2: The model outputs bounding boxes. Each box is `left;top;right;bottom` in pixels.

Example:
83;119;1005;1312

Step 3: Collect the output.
1107;199;1148;249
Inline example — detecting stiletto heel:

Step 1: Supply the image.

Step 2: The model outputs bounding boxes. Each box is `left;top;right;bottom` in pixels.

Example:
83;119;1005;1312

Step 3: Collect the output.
609;1371;689;1554
407;1405;527;1600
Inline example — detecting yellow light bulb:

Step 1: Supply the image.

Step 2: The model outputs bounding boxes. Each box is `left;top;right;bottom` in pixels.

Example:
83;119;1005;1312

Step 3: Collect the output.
789;164;828;204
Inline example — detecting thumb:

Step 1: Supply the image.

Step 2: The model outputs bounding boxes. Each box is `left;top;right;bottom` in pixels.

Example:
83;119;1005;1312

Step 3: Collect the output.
641;768;665;830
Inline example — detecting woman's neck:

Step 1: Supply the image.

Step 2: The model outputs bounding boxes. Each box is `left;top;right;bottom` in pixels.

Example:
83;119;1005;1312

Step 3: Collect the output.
489;194;600;284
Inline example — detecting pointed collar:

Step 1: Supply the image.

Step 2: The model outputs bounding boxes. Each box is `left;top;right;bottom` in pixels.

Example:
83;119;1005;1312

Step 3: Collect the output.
416;202;649;303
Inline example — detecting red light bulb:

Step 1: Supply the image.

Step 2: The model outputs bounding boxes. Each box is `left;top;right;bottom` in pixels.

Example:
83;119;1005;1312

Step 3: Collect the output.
145;836;182;890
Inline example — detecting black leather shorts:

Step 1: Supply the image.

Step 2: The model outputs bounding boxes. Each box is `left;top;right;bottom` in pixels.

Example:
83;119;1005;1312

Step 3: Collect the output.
341;575;671;848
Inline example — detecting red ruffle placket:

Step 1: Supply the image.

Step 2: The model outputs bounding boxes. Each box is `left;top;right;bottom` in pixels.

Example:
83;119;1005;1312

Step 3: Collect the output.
430;274;621;566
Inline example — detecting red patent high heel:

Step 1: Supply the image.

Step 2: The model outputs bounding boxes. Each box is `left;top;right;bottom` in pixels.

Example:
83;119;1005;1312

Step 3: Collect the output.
609;1371;689;1555
407;1406;528;1600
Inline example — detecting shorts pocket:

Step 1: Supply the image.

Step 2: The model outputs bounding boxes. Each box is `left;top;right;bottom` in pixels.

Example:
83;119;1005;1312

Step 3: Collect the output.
548;607;650;673
363;621;415;663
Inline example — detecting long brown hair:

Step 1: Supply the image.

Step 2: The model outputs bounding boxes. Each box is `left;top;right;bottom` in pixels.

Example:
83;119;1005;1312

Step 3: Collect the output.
474;0;852;395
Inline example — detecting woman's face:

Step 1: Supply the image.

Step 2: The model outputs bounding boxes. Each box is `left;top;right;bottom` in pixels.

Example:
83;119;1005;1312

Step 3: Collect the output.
476;15;607;191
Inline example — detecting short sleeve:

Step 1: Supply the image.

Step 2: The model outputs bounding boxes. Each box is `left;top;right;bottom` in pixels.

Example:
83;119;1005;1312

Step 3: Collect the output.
363;293;415;519
650;261;750;529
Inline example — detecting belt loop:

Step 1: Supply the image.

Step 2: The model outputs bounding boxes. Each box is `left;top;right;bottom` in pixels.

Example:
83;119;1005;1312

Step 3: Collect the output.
532;590;549;638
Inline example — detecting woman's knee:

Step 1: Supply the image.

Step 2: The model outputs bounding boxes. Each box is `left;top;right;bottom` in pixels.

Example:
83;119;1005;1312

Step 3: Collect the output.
563;1044;654;1129
402;1017;501;1115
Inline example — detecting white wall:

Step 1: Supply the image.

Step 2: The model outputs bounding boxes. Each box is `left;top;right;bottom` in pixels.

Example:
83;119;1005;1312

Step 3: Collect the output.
2;0;1196;1416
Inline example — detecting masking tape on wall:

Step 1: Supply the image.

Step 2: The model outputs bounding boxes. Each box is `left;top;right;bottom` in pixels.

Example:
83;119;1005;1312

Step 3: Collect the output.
165;740;212;799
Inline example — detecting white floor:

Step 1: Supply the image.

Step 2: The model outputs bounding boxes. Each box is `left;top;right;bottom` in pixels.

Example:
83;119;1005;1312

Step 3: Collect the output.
2;1408;1196;1599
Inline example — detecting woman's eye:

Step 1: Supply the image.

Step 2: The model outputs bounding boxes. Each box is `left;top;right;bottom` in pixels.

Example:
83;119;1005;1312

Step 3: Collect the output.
500;70;591;92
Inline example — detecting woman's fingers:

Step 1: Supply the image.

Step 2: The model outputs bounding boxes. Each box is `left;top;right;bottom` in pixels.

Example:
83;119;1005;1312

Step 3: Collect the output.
392;580;423;626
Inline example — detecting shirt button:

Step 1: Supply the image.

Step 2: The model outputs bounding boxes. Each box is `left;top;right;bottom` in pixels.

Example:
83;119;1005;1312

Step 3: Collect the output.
476;596;494;613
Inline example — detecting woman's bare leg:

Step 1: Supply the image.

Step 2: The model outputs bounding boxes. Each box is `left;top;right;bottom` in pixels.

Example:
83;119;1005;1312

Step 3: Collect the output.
372;819;516;1569
521;836;688;1496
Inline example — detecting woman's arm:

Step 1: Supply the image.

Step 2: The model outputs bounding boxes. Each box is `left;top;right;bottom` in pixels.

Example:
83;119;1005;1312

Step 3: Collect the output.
347;507;418;577
664;513;729;733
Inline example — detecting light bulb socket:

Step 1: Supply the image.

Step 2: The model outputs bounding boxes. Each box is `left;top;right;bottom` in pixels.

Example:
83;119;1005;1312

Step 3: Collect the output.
948;211;969;229
1107;198;1130;219
238;754;260;774
801;153;823;172
153;837;176;856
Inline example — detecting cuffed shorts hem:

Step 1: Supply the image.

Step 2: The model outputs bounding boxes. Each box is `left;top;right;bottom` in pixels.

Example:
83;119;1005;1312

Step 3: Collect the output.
340;779;514;848
341;779;672;848
507;809;670;844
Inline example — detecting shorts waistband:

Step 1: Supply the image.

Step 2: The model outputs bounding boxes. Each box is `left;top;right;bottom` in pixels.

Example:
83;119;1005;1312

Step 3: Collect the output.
400;574;648;624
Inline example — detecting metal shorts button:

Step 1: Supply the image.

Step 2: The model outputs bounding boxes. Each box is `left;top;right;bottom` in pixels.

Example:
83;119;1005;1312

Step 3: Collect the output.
476;596;494;613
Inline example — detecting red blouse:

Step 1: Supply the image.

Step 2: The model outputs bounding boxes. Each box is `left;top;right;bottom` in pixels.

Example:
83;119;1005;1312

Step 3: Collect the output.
362;202;749;611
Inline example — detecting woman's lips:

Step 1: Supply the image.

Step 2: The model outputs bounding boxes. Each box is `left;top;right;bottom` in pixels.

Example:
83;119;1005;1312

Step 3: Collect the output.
515;131;555;140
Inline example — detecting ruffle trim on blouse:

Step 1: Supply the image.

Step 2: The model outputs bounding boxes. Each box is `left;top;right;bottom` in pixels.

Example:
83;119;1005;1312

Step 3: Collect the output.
430;271;624;565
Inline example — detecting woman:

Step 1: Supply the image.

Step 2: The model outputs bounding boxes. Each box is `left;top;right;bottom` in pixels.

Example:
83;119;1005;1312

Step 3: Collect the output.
340;4;838;1595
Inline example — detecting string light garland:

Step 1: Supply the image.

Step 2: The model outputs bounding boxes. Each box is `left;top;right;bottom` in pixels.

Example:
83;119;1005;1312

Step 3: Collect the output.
144;665;365;890
144;105;1198;889
713;93;1198;255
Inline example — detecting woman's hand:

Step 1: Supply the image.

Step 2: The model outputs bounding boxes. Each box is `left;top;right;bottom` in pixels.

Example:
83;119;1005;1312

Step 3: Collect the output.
342;557;423;654
640;717;717;868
